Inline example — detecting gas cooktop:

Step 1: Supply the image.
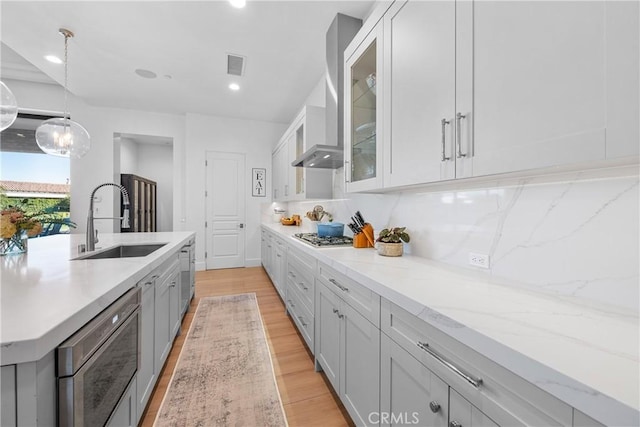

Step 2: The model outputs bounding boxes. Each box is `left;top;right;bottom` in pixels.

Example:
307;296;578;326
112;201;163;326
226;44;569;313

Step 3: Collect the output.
293;233;353;248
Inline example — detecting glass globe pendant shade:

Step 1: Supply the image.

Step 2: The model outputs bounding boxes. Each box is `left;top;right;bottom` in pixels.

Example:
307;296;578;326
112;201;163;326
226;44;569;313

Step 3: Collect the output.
0;81;19;132
35;117;90;158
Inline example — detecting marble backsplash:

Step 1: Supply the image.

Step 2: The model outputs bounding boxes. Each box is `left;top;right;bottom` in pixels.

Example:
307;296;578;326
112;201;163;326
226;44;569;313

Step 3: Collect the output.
264;165;639;312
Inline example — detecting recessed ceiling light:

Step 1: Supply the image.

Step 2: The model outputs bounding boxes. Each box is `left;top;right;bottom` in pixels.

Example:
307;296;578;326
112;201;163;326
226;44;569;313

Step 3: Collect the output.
229;83;240;91
309;163;315;167
229;0;246;8
45;55;63;64
16;133;25;138
135;69;157;79
323;154;331;159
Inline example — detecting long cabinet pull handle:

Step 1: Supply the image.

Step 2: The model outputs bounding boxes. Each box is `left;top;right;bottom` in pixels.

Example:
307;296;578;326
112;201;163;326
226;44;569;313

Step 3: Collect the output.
416;341;482;388
456;112;466;158
328;278;348;292
441;118;451;161
344;160;351;183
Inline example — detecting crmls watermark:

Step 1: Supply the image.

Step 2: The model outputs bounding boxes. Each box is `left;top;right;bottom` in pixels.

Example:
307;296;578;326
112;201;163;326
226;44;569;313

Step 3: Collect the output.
368;412;420;425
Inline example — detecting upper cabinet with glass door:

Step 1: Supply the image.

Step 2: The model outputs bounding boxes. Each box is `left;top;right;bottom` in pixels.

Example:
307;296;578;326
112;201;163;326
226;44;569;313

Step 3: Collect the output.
351;0;638;192
344;17;384;193
270;105;332;202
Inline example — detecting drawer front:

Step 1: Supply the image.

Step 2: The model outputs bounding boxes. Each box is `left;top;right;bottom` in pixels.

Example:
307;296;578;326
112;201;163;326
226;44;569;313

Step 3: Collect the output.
381;298;573;427
273;234;286;250
317;262;380;327
286;262;314;313
287;245;316;274
285;284;314;353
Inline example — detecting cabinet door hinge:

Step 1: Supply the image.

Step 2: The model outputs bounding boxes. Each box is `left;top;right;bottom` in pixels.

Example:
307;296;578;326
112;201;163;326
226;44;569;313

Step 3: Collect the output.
205;221;208;228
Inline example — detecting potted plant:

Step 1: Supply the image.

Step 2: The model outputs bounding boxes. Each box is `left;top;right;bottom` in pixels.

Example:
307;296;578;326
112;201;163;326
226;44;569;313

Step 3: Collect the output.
376;227;410;257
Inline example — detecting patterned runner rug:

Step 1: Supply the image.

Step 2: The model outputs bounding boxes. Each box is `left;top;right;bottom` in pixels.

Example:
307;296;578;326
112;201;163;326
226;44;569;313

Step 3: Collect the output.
154;293;288;426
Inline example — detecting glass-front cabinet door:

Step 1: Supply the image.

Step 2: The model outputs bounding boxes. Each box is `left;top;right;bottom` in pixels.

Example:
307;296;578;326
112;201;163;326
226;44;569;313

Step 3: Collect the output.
344;21;384;192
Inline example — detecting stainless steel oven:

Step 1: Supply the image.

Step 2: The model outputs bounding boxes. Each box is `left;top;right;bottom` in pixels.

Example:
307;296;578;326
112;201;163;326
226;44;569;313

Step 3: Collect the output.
57;287;140;427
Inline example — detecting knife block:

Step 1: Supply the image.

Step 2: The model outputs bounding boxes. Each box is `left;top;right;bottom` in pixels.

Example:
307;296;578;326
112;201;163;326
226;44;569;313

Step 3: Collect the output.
353;224;375;248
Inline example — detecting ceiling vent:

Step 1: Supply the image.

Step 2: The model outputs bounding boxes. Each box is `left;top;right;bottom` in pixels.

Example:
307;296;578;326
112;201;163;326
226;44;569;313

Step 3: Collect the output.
227;54;246;76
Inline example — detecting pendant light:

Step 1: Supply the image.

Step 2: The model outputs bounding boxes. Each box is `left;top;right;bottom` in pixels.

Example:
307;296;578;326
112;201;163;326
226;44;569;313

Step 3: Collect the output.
35;28;90;158
0;81;18;131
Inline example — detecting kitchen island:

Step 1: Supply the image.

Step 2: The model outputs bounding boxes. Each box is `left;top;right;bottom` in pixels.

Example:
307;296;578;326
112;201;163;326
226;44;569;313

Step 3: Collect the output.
263;222;639;427
0;231;194;426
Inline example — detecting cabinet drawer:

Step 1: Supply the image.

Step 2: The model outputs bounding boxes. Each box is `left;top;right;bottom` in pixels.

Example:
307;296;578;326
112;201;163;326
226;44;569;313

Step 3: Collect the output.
286;262;314;313
285;285;314;353
287;245;316;275
381;298;572;427
317;262;380;327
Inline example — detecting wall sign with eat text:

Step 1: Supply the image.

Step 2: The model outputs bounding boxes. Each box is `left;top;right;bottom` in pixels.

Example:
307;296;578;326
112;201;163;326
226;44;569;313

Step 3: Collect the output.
252;168;266;197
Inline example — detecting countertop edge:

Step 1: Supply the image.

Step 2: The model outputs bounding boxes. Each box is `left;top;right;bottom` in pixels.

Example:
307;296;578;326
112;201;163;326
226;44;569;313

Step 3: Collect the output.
0;232;195;365
261;223;639;426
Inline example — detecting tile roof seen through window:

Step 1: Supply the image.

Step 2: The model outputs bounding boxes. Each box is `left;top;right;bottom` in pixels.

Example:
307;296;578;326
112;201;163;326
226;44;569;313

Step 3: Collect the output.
0;180;70;196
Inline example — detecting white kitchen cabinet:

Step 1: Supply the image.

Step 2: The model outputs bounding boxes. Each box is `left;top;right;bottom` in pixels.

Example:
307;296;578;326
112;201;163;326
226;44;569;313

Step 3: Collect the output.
285;244;316;353
573;409;605;427
344;19;384;192
1;364;16;427
272;235;286;300
169;267;181;338
370;0;639;191
469;0;610;177
383;0;457;188
380;334;449;427
449;388;499;427
137;272;157;422
315;279;343;391
107;377;137;427
272;105;332;202
272;142;288;201
604;0;639;159
380;298;573;427
315;279;381;426
154;259;180;384
287;106;332;200
261;228;286;300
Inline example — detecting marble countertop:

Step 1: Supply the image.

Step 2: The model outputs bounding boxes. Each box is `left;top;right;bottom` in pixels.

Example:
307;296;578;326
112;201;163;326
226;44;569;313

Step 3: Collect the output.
263;223;639;426
0;231;195;365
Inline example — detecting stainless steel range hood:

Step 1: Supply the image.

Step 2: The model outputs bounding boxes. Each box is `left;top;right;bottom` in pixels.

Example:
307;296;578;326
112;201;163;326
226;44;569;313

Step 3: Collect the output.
292;13;362;169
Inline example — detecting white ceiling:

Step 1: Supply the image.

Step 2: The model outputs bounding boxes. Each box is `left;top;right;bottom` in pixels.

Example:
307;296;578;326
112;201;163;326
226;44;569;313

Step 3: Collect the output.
0;1;374;125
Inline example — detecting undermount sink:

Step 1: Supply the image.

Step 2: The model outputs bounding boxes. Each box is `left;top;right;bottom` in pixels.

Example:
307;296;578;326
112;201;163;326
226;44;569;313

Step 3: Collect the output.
74;243;167;260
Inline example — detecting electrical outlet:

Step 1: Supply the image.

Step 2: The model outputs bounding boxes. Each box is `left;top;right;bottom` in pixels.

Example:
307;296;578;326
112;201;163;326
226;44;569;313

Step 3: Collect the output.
469;252;490;269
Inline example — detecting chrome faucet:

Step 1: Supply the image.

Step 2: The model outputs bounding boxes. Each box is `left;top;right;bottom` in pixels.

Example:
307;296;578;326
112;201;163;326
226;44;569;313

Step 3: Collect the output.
86;183;131;251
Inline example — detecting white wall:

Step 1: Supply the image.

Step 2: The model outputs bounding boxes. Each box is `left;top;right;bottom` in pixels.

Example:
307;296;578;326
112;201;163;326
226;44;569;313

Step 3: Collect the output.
136;143;173;232
185;113;287;268
119;136;139;174
5;79;186;237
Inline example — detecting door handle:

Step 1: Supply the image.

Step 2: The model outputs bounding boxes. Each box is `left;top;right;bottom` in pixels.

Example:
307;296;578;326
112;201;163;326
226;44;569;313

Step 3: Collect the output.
456;112;467;158
239;223;244;229
441;118;451;161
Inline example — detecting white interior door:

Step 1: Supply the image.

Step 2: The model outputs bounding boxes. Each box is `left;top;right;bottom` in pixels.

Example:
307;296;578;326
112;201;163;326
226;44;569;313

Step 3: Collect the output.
205;151;245;269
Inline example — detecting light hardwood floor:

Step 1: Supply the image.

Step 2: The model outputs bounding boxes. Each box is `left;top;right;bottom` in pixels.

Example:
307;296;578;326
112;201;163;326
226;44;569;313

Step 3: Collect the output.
140;267;354;427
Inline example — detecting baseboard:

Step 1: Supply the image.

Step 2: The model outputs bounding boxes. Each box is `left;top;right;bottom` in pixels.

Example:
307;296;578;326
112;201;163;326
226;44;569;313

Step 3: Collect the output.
245;258;261;268
196;259;262;270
